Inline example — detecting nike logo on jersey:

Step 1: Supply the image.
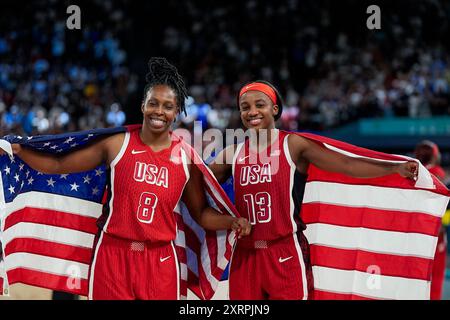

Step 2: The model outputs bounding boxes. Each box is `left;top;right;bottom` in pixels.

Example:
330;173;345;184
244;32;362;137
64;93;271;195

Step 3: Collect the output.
160;256;171;263
132;150;147;155
279;256;293;263
238;155;250;162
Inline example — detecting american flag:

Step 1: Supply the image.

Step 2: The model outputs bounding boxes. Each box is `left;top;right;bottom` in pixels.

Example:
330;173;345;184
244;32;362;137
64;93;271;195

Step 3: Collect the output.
0;125;237;299
296;132;450;300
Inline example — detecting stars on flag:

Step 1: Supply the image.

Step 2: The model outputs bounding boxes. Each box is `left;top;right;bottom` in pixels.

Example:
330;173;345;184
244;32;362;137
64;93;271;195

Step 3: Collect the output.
47;178;56;187
70;182;80;191
64;137;75;144
83;175;92;184
92;186;100;195
83;134;94;141
3;164;104;201
2;129;116;203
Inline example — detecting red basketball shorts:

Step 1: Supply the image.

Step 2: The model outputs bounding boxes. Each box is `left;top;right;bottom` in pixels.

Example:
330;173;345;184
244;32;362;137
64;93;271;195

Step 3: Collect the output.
88;232;180;300
229;232;314;300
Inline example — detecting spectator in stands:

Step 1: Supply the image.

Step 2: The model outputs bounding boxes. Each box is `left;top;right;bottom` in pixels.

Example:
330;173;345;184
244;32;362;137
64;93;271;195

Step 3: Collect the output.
415;140;448;300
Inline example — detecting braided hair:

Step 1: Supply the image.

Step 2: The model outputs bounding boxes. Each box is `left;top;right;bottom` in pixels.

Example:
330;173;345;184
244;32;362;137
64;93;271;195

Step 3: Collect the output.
143;57;188;115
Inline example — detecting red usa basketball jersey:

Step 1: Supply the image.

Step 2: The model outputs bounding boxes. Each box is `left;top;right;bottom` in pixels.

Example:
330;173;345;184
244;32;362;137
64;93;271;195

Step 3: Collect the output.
233;130;308;244
99;129;190;242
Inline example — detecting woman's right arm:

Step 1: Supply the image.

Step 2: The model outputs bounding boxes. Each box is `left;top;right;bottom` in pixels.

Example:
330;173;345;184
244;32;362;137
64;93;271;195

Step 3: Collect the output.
7;134;123;174
208;144;236;184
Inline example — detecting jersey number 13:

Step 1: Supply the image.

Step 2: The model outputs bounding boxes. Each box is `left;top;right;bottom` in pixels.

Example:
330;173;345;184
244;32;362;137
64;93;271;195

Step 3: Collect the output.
243;192;272;225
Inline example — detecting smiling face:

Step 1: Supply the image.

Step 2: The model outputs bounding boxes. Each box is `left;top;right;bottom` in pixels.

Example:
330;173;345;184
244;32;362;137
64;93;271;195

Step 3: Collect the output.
239;90;279;131
141;84;179;133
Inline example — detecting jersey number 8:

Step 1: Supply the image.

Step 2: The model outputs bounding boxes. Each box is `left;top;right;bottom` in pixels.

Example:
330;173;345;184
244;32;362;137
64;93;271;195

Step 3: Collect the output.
137;192;158;224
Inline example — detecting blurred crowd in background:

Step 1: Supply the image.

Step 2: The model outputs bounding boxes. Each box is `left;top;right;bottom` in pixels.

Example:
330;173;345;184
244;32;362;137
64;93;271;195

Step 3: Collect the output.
0;0;136;136
0;0;449;137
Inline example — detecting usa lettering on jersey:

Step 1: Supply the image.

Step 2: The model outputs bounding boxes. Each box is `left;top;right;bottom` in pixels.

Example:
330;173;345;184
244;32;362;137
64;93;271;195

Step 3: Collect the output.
134;161;169;188
240;163;272;186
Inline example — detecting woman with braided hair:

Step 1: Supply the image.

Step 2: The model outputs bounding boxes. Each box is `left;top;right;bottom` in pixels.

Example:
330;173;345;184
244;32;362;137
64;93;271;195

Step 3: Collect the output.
3;57;251;300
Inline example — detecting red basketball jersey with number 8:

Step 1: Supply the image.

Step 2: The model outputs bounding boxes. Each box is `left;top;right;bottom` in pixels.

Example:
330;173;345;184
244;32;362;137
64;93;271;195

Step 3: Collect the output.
100;129;189;242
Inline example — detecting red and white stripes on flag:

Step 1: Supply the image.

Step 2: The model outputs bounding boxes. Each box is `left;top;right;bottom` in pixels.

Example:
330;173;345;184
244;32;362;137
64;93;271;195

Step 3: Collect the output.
0;137;238;299
298;133;450;300
174;139;238;300
0;191;101;295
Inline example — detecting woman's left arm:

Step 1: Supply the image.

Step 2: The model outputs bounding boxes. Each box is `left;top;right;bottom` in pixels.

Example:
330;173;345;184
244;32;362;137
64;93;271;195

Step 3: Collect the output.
182;163;251;238
289;134;418;180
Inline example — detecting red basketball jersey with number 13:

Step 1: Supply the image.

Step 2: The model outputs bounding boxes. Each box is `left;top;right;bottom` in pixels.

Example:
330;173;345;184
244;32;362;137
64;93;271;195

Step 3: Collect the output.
100;130;189;242
233;130;307;245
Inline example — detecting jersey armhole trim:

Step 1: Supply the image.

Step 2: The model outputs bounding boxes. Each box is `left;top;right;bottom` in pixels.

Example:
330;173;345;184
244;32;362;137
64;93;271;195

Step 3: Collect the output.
180;148;190;181
283;134;297;169
110;132;130;168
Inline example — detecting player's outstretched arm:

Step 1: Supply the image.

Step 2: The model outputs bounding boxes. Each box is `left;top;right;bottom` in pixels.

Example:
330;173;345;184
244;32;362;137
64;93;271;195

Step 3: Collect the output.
182;163;251;238
208;144;236;184
289;134;418;180
2;134;123;174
